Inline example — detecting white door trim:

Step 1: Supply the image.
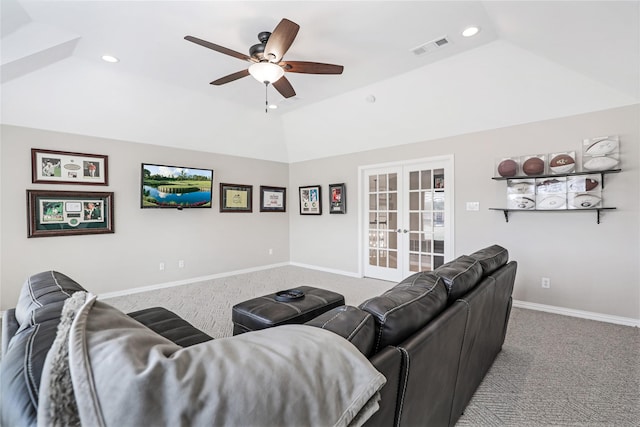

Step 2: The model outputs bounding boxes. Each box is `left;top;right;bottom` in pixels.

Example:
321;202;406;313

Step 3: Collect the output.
357;154;455;278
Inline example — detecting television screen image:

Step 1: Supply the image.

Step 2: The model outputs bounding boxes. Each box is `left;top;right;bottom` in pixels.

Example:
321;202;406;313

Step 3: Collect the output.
141;163;213;209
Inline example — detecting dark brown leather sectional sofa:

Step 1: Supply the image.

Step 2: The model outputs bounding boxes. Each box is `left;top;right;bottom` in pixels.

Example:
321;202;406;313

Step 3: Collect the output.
307;244;517;426
1;244;515;426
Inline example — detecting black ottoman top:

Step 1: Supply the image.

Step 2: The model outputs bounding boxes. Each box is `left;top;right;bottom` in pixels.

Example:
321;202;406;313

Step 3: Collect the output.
232;286;345;333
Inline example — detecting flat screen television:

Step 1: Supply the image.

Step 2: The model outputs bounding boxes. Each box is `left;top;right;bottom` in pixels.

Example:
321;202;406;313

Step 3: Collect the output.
141;163;214;209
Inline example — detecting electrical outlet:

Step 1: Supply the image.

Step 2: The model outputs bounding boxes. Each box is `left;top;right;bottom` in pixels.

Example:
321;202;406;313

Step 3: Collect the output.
178;260;184;268
541;277;550;288
466;202;480;211
159;262;165;271
268;248;273;255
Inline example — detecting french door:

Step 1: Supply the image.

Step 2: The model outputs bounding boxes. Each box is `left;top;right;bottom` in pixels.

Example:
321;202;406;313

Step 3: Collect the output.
362;157;453;282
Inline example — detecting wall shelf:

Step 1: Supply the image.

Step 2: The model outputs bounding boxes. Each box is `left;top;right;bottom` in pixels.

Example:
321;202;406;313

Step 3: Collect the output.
489;207;616;224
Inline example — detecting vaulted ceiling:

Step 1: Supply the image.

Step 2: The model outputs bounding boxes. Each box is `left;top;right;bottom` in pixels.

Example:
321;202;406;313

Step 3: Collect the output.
2;1;638;162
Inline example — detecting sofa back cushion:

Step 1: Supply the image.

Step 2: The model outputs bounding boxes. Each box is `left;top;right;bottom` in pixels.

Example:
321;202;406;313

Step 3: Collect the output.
15;271;86;326
434;255;483;304
359;272;448;353
468;245;509;276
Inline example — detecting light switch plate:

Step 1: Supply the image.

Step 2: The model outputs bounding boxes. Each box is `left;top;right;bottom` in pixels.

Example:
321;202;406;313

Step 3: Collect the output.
466;202;480;211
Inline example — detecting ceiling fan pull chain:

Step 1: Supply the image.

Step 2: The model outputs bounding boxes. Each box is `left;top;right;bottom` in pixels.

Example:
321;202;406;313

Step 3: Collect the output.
265;82;269;113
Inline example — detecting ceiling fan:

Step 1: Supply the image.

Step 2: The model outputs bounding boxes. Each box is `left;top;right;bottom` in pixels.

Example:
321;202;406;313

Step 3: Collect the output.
184;18;344;100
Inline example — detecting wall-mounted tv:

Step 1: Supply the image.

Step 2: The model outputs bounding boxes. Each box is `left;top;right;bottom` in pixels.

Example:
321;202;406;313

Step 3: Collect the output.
141;163;214;209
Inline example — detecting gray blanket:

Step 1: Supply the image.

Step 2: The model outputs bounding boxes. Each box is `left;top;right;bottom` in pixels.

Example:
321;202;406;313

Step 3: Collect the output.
39;294;386;426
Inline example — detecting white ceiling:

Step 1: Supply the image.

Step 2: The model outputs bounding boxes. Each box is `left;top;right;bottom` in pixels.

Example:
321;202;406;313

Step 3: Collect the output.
2;1;639;162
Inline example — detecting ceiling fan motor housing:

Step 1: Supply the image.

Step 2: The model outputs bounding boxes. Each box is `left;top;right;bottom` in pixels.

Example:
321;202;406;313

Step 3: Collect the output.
250;31;272;59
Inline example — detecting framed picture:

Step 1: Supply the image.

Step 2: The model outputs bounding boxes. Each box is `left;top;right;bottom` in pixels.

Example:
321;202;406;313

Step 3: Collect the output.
260;186;286;212
27;190;114;238
329;183;346;214
31;149;108;185
299;185;322;215
220;183;253;212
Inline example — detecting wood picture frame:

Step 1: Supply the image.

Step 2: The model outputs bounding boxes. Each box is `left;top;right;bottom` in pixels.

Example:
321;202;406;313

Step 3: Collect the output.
260;186;286;212
329;183;346;214
220;183;253;212
31;148;109;185
299;185;322;215
27;190;114;238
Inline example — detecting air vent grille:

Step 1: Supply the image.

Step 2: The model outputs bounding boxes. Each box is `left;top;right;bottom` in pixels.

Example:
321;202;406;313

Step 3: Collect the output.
411;36;450;56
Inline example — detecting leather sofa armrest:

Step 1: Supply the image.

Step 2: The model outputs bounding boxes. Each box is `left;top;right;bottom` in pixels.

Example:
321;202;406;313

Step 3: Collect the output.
305;306;375;357
2;309;19;355
363;346;403;427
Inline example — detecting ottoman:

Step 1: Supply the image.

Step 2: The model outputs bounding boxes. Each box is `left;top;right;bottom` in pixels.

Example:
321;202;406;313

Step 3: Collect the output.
232;286;345;335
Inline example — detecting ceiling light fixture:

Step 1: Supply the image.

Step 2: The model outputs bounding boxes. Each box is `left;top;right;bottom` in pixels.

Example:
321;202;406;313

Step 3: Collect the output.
101;55;119;63
462;26;480;37
248;62;284;84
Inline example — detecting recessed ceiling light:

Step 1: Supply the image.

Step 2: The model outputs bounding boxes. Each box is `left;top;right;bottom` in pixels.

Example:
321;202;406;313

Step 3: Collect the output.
462;26;480;37
101;55;119;63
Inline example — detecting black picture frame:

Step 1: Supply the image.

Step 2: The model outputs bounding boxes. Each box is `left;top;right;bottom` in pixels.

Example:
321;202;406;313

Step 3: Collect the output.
329;183;346;214
220;183;253;212
27;190;114;238
299;185;322;215
260;186;286;212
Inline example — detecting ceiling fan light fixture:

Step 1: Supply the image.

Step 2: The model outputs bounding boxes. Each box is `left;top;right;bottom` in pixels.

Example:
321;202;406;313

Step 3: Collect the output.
248;62;284;84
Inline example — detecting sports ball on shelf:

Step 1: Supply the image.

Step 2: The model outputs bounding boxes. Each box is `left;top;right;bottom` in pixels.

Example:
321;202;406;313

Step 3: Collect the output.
585;138;618;156
510;196;536;210
567;177;599;192
522;157;545;176
497;159;518;177
583;156;619;171
570;194;602;209
537;195;566;209
585;178;599;191
549;154;575;174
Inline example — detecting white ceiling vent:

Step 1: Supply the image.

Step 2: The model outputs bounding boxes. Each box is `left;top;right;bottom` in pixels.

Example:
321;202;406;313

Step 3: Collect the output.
411;36;450;56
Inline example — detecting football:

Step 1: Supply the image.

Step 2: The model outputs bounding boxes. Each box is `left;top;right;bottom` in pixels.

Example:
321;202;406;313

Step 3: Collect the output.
537;195;566;210
585;138;618;156
497;159;518;177
567;177;599;192
583;156;619;171
522;157;545;176
549;154;575;174
570;194;601;209
585;178;599;191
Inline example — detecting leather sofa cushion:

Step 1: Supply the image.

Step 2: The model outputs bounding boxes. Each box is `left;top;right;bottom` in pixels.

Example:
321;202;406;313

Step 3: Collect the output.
128;307;214;347
15;271;86;326
305;306;376;357
434;255;483;304
359;272;447;353
468;245;509;276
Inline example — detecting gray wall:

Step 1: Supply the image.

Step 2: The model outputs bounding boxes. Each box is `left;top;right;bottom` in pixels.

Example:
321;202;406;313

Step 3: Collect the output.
0;125;290;309
2;105;638;321
289;105;639;320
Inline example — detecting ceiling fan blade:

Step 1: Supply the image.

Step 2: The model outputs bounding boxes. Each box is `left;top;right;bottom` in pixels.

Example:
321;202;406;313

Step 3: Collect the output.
272;76;296;98
264;19;300;63
281;61;344;75
185;35;252;62
210;69;250;85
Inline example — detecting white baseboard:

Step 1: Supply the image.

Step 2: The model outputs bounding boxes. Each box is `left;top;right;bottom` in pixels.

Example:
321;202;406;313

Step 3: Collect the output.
513;300;639;328
288;262;362;278
99;262;289;300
